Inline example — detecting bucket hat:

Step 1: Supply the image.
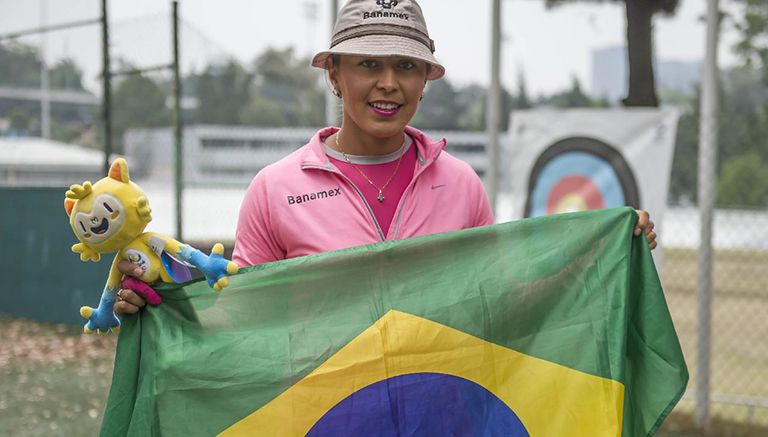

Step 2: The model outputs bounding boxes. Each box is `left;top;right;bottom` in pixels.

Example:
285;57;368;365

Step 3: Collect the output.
311;0;445;80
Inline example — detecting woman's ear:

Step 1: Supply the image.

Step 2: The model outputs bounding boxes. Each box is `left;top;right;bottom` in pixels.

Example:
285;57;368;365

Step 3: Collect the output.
326;57;337;82
325;57;342;98
325;60;339;89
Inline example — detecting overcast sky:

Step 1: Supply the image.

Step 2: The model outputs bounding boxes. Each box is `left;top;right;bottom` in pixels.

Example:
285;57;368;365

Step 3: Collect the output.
1;0;744;96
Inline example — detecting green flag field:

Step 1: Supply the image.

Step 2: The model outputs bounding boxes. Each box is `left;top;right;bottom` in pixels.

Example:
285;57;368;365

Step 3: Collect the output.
100;207;688;436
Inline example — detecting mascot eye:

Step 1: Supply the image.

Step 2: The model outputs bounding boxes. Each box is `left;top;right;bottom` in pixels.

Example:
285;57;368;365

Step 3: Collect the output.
80;222;87;232
103;202;114;212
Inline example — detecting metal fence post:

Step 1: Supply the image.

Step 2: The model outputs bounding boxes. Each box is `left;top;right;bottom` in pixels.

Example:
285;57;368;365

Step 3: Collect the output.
487;0;501;215
40;0;50;139
101;0;112;175
697;0;721;430
172;0;183;241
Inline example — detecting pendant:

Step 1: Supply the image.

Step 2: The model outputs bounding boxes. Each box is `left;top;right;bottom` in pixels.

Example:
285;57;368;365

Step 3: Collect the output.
377;190;385;203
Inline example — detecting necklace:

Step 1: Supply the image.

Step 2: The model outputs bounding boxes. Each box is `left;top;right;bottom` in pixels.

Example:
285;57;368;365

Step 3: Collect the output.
335;132;406;203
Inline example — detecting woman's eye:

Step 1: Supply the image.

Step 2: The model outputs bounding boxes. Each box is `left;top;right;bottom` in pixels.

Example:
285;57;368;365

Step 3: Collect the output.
360;60;377;68
399;61;415;70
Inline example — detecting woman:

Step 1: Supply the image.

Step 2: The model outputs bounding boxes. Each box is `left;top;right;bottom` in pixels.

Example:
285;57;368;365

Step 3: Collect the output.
115;0;656;313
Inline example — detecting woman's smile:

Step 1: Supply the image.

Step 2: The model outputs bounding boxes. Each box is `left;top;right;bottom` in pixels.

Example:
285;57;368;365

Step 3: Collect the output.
369;100;403;117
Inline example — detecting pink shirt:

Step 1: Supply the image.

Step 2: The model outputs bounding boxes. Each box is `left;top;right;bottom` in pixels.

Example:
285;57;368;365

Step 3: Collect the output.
326;136;416;235
233;126;494;266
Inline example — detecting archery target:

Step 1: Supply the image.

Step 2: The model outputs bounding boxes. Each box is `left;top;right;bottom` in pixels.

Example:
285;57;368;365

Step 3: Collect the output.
525;137;640;218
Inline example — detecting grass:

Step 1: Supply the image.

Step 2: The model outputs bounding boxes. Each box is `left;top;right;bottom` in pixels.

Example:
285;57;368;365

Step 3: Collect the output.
659;411;768;437
0;315;116;436
1;248;766;435
661;248;768;428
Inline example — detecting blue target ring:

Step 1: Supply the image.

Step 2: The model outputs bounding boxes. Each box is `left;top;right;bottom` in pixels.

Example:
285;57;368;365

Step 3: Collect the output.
307;373;530;436
524;137;640;218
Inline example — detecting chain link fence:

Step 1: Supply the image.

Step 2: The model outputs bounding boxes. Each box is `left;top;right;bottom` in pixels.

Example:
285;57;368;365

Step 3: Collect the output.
662;205;768;432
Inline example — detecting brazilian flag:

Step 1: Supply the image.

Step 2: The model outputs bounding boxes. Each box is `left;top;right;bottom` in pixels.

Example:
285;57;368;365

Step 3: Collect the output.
101;208;687;436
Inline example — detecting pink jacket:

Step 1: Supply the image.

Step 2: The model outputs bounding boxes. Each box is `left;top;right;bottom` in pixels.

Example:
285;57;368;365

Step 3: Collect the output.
233;126;494;266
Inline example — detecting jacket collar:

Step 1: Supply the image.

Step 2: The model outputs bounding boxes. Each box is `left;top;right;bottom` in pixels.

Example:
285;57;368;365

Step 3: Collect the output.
300;126;447;170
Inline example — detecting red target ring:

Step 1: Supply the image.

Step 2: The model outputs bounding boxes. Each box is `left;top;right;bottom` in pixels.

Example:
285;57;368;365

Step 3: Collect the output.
546;176;604;214
524;137;640;218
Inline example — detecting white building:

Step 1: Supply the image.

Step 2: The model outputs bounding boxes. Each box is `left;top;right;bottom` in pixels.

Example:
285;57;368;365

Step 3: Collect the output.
124;126;497;187
0;137;107;187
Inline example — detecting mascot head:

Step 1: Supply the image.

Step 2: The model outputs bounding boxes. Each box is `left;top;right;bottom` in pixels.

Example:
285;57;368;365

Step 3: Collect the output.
64;158;152;262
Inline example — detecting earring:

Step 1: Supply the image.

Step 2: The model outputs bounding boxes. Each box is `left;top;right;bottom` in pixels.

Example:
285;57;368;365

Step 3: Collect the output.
419;94;424;101
332;88;342;98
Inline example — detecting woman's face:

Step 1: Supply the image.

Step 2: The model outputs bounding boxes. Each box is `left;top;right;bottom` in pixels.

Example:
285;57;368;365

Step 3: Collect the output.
330;55;428;141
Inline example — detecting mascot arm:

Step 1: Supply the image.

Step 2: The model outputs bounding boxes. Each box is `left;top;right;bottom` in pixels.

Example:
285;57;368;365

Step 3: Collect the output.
79;256;121;335
142;233;238;291
72;242;101;262
176;242;239;291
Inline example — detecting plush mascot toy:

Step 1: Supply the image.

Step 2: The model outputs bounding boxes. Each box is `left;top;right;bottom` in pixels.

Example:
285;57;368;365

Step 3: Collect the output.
64;158;238;334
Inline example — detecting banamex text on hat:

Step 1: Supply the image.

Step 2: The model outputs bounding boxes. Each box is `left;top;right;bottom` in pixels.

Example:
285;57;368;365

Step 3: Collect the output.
312;0;446;80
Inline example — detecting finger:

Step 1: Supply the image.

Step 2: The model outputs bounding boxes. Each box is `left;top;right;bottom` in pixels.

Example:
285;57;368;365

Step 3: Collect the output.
645;223;655;236
637;222;656;237
646;231;657;243
118;289;147;308
117;260;144;278
634;210;649;236
648;240;658;250
113;300;141;315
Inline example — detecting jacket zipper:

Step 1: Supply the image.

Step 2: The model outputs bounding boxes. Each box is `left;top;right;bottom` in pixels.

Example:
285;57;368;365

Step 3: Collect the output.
301;164;386;241
303;147;441;242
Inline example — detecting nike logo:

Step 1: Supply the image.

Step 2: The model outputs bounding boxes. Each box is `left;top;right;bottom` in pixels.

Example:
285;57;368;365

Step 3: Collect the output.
431;184;446;190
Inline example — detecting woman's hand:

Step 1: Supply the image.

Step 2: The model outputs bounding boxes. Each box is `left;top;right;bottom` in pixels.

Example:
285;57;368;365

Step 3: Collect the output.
113;260;147;315
634;209;657;250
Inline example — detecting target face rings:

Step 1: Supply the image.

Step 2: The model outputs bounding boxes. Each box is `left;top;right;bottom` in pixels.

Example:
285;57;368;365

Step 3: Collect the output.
524;137;640;218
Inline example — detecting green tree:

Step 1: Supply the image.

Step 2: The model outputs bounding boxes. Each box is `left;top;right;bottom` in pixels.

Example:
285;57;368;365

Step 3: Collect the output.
9;108;34;132
412;78;461;129
0;44;85;91
668;93;699;204
0;42;42;88
450;84;517;131
733;0;768;84
515;72;532;110
536;77;609;108
240;96;288;126
667;66;768;207
195;60;252;124
546;0;680;107
111;73;170;153
716;151;768;207
49;58;85;91
248;47;324;126
455;84;486;131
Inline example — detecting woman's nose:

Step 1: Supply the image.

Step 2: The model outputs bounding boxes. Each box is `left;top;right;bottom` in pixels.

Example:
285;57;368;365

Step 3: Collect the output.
376;67;398;92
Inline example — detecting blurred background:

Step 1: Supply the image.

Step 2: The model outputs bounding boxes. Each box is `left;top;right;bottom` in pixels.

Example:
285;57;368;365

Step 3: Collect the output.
0;0;766;435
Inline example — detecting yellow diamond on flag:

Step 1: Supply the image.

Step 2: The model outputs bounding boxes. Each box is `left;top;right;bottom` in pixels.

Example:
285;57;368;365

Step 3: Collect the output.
222;310;624;436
